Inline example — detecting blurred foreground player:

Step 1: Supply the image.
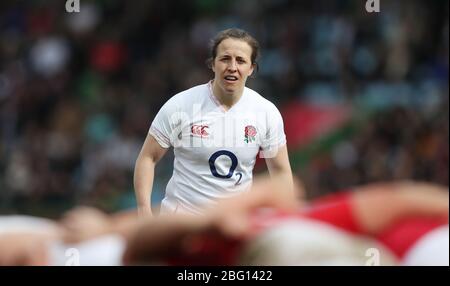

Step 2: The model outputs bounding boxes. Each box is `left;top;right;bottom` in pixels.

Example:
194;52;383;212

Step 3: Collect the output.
0;180;447;265
0;210;137;266
123;181;448;266
0;174;298;265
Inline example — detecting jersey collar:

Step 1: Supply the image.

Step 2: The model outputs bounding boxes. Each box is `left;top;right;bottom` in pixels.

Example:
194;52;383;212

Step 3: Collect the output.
207;80;245;113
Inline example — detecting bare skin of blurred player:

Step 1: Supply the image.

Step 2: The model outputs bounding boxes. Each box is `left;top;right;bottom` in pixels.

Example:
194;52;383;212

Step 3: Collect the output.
0;206;141;266
0;179;447;265
0;174;300;265
121;180;448;265
0;232;52;266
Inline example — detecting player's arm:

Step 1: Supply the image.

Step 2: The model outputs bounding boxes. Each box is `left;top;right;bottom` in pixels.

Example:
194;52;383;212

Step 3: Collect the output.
122;214;213;265
264;144;302;199
60;207;140;243
352;181;449;235
134;133;168;217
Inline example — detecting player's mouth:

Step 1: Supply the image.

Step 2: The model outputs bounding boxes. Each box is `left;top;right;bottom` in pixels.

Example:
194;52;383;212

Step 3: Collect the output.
224;75;239;84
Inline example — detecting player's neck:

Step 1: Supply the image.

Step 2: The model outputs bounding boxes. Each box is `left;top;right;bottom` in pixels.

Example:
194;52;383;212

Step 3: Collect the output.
211;81;244;111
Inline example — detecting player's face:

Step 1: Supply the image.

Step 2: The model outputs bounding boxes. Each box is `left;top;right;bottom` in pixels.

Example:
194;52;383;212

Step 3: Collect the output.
212;38;255;96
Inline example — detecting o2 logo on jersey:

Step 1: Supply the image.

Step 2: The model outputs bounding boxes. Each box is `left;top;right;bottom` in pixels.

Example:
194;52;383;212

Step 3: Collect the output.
209;150;242;185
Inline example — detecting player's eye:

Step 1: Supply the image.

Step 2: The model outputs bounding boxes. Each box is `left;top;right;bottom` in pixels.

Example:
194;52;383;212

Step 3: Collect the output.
235;57;248;63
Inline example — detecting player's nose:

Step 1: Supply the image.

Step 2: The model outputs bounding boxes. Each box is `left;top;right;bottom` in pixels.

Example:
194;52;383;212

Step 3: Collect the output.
227;59;237;72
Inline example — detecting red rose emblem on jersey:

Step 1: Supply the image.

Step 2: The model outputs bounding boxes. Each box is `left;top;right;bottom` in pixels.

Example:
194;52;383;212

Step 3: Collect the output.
244;125;257;143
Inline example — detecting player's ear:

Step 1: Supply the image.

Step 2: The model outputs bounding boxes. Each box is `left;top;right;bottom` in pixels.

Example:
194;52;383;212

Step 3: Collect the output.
248;63;255;77
207;57;215;73
209;58;216;73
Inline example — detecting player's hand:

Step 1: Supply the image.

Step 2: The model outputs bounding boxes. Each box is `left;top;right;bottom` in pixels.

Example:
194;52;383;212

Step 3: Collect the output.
206;176;303;239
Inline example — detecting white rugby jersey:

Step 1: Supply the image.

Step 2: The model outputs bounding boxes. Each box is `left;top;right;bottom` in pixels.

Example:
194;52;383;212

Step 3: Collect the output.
149;81;286;215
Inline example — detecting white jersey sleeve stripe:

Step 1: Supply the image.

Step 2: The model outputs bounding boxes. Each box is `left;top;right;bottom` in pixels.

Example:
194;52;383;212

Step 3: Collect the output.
149;125;171;148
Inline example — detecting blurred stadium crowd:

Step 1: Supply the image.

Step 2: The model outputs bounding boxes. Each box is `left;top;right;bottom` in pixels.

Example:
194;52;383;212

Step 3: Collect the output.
0;0;448;216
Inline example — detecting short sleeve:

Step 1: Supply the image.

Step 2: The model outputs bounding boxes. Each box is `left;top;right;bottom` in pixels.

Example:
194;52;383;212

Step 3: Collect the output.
149;97;184;149
260;105;287;158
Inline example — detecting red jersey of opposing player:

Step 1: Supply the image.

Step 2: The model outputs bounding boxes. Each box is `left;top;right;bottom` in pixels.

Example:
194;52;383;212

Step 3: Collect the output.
166;191;448;265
